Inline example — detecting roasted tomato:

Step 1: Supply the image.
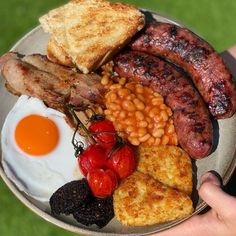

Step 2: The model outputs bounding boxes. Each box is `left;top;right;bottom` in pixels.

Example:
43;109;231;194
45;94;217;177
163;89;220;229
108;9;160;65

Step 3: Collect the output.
105;144;135;180
88;119;117;149
87;168;118;197
78;145;106;176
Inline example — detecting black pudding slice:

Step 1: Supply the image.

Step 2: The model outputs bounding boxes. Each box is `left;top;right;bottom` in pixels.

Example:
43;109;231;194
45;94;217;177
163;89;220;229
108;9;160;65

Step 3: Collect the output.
50;179;92;215
73;196;114;228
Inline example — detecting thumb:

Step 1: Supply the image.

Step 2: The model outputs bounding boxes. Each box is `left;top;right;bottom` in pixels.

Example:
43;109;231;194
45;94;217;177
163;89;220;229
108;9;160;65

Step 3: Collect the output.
199;171;235;217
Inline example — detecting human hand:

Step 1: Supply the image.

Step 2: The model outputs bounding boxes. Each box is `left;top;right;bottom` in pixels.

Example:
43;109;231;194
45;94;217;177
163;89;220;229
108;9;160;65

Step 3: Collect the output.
153;171;236;236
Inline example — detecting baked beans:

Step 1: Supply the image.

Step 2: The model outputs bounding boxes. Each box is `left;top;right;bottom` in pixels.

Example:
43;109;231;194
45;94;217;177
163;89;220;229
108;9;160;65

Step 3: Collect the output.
101;62;178;147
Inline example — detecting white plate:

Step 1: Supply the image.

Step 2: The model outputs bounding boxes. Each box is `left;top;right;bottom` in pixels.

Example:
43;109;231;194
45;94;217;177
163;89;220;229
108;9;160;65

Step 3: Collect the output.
0;11;236;236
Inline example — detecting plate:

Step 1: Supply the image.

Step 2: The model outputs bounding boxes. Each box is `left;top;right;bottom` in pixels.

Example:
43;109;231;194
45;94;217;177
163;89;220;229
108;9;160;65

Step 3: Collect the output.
0;10;236;236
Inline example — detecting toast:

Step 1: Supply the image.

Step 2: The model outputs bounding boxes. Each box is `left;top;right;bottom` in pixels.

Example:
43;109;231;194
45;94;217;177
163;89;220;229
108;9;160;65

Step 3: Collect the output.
137;145;193;195
47;37;74;67
113;171;193;226
39;4;69;51
39;0;145;73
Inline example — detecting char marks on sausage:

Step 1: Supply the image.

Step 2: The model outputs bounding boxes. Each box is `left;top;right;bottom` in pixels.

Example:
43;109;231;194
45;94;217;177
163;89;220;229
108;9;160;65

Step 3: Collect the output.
131;21;236;119
114;50;213;159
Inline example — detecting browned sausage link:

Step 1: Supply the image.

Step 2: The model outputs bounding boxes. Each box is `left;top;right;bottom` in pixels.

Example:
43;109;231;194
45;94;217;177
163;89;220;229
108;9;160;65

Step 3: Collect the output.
114;50;213;159
131;21;236;119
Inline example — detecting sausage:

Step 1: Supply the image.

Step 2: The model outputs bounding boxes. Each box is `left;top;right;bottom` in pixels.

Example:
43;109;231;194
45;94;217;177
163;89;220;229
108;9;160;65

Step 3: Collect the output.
114;50;213;159
131;21;236;119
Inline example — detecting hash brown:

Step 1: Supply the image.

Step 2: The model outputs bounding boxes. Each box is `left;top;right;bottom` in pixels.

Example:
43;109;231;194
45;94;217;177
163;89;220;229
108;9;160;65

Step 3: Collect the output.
137;145;193;195
113;171;193;226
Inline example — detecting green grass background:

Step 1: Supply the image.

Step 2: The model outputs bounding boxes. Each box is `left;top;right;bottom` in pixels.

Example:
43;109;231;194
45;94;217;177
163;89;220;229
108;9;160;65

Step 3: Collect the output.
0;0;236;235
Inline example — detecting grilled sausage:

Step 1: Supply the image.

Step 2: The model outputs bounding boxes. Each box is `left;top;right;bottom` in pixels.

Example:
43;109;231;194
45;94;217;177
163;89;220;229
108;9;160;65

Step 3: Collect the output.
131;21;236;119
114;50;213;159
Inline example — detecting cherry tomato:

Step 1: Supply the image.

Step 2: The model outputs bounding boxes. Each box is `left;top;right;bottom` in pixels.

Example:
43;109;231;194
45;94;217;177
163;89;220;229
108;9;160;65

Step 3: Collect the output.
105;145;135;180
87;168;118;197
88;119;117;149
78;145;106;176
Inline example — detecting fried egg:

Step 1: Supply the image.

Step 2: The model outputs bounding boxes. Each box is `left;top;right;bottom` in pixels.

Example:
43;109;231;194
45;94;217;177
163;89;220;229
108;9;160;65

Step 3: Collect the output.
1;95;85;202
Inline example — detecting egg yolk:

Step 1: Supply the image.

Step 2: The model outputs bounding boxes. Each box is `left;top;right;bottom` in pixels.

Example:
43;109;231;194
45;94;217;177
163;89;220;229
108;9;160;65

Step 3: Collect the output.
15;114;59;156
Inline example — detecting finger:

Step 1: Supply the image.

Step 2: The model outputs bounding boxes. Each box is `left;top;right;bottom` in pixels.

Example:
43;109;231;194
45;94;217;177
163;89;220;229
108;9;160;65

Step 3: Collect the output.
200;171;222;187
199;171;236;217
154;215;203;236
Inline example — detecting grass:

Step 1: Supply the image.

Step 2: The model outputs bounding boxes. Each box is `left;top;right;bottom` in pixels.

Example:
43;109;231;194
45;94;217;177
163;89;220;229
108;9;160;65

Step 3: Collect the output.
0;0;236;236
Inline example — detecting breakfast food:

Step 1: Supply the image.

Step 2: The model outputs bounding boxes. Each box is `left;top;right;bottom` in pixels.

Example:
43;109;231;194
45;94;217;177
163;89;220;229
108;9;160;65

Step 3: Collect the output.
0;52;106;112
50;179;114;228
105;143;135;180
47;37;74;67
39;0;145;73
72;195;114;228
68;107;135;197
137;145;192;195
113;171;193;226
131;21;236;119
87;168;118;197
114;51;213;159
2;0;235;231
88;117;117;149
1;95;84;201
104;79;178;146
78;145;107;177
50;179;92;215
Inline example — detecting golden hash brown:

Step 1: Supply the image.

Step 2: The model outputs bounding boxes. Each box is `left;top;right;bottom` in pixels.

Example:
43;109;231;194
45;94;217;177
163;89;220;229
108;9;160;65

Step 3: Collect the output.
137;145;192;195
113;171;193;226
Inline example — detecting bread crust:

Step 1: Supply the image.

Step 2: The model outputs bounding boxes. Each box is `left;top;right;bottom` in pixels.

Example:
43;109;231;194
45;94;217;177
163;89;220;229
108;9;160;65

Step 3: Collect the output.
39;0;145;73
47;37;74;67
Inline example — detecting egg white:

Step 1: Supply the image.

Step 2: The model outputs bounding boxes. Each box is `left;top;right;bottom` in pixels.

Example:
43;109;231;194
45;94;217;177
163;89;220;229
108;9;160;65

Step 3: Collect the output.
1;95;85;202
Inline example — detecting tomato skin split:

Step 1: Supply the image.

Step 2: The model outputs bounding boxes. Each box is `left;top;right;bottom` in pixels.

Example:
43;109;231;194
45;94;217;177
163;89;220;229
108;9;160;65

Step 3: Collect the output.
88;119;117;149
78;145;106;176
106;145;135;180
87;169;118;197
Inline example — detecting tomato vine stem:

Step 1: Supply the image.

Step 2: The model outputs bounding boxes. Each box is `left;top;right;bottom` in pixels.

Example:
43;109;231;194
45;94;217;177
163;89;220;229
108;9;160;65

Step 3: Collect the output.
67;105;97;144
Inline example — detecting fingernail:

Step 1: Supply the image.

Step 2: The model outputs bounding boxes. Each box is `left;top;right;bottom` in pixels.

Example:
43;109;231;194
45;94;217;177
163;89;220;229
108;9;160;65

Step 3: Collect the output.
200;170;223;187
209;170;223;184
200;172;212;184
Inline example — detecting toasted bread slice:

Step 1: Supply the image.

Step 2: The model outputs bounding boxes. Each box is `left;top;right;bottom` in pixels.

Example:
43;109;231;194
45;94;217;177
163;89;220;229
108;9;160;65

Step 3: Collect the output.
137;146;193;195
39;4;69;52
47;37;74;67
64;0;145;73
113;171;193;226
40;0;145;73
